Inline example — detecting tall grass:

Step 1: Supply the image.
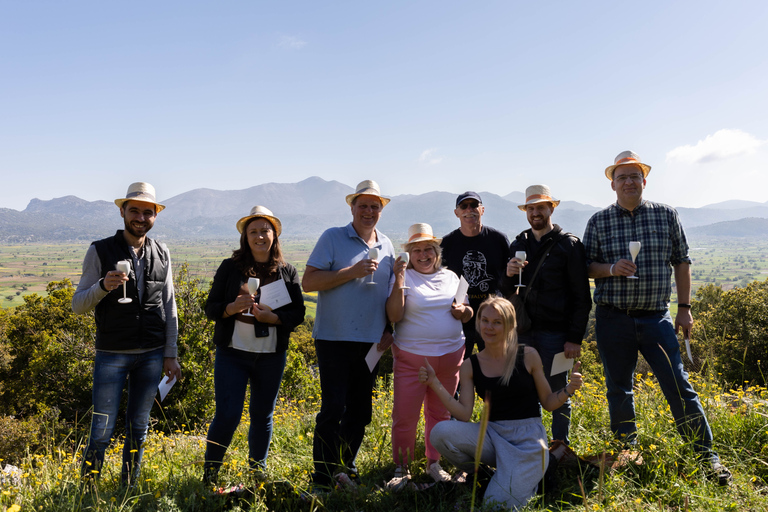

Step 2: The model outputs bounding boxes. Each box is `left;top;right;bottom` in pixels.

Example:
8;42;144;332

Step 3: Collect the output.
2;369;768;511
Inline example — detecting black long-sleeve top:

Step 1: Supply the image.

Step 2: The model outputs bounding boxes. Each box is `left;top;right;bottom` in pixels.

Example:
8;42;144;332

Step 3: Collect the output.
205;258;306;352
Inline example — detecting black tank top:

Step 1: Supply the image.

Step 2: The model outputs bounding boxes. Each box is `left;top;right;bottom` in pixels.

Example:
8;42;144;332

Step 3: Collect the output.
470;346;540;422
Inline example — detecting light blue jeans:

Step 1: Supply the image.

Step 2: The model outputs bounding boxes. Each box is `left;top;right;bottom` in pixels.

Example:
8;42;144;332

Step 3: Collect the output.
595;306;716;458
518;330;571;444
81;348;164;485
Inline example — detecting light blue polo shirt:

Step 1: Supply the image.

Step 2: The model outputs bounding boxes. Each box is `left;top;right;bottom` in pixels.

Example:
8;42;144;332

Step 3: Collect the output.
308;223;395;343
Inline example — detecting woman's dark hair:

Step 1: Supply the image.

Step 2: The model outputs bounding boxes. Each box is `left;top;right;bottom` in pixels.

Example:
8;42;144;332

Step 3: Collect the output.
231;217;284;276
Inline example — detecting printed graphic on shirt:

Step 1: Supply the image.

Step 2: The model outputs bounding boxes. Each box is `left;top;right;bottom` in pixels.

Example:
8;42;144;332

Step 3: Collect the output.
462;250;495;292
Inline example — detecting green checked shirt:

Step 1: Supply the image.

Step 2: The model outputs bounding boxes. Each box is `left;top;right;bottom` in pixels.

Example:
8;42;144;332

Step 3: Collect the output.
583;200;692;311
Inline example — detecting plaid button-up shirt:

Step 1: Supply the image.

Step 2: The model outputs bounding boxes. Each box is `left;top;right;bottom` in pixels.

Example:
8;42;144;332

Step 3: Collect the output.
583;200;691;311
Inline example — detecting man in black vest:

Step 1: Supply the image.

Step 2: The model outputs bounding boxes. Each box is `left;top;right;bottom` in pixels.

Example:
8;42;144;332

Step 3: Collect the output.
501;184;591;444
73;182;181;487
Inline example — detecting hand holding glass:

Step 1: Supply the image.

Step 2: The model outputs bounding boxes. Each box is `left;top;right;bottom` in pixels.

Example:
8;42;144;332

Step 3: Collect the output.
367;248;379;285
398;252;410;290
628;242;641;279
116;260;132;304
243;277;260;316
515;251;526;288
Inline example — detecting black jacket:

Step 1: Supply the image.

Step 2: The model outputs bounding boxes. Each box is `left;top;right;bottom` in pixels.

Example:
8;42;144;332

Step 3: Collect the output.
205;258;306;353
501;225;592;345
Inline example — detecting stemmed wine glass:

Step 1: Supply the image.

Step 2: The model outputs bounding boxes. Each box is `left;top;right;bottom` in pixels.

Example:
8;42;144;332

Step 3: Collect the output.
398;252;410;290
116;260;132;304
628;241;641;279
515;251;527;288
367;248;379;285
243;277;260;316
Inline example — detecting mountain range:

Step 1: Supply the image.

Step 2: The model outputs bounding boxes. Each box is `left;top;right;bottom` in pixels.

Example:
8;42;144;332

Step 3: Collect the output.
2;177;768;243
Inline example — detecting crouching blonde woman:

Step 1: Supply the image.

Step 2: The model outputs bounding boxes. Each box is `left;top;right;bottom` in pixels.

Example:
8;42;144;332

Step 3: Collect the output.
420;296;582;510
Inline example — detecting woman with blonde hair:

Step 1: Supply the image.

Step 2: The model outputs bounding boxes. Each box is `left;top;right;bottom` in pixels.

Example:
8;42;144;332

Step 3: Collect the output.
385;223;472;489
420;296;582;509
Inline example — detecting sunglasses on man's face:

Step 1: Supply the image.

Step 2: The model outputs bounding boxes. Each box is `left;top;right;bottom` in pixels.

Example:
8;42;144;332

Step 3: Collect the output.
458;201;480;210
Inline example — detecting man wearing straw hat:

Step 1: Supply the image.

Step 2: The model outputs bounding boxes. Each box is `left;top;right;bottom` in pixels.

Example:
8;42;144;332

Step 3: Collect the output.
302;179;396;491
583;151;731;485
73;182;181;488
441;191;510;357
502;184;591;445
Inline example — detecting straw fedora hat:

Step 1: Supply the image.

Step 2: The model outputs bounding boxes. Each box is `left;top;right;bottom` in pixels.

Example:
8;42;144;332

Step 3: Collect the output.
403;223;441;248
114;182;166;212
517;184;560;211
345;180;391;207
604;150;652;180
236;205;282;236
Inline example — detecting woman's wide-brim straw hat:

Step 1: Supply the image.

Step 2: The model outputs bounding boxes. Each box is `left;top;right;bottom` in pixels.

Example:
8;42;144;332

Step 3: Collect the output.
402;222;441;248
345;180;391;207
114;182;166;212
236;205;282;236
604;150;652;180
517;184;560;211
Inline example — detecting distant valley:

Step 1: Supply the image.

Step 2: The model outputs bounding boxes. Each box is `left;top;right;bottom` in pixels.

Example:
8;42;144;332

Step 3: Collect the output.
1;177;768;243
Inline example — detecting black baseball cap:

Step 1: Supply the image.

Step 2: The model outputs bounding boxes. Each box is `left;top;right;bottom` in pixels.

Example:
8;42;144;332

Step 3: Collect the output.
455;191;482;208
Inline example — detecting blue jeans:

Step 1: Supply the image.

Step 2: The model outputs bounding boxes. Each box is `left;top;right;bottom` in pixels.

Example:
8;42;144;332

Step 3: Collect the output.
205;347;287;471
82;348;164;485
518;330;571;444
312;339;378;487
595;306;715;456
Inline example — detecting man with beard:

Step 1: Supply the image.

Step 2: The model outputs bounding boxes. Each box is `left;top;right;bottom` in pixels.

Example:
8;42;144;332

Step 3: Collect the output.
73;182;181;488
501;184;591;444
441;191;510;356
584;151;731;485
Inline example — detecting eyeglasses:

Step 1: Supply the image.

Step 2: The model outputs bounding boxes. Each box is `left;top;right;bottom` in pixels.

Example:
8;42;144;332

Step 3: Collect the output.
614;174;644;183
458;201;480;210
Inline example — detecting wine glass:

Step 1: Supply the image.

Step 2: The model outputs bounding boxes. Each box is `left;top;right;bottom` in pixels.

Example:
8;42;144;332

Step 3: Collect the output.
514;251;526;288
628;241;641;279
367;248;379;285
116;260;132;304
243;277;260;316
398;252;410;290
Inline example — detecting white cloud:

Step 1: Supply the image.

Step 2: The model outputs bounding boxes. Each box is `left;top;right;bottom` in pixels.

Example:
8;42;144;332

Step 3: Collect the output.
418;148;443;165
666;129;765;164
278;35;307;49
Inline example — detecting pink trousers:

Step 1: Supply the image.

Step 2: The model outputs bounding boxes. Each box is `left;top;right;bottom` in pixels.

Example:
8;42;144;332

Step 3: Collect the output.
391;344;464;465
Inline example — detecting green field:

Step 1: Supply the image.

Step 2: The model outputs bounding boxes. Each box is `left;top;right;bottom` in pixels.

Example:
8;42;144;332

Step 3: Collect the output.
2;237;767;310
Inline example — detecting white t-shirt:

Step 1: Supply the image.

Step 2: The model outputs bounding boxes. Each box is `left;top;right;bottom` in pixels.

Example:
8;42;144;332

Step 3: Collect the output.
389;268;466;356
230;320;278;353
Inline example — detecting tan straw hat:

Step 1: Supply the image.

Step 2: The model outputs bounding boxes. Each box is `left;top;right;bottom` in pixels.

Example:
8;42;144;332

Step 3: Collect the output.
114;182;166;212
517;184;560;211
604;150;652;180
403;223;441;247
236;205;282;236
345;180;391;207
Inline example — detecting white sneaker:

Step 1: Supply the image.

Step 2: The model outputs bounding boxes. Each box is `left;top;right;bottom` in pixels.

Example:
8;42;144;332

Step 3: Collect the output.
426;461;451;483
385;466;411;491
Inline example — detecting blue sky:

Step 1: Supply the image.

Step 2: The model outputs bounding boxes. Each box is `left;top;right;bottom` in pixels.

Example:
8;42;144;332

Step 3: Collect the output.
1;1;766;211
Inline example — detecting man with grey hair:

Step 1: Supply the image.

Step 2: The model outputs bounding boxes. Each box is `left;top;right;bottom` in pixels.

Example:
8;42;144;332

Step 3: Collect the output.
441;191;510;357
73;182;181;488
502;184;591;444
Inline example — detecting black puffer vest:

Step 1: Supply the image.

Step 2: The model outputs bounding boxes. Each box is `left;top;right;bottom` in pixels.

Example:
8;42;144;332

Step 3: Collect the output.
93;230;168;351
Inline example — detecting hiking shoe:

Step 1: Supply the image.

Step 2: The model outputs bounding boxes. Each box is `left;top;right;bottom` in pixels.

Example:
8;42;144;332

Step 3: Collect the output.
385;466;411;492
706;461;732;486
427;461;451;483
335;472;359;492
